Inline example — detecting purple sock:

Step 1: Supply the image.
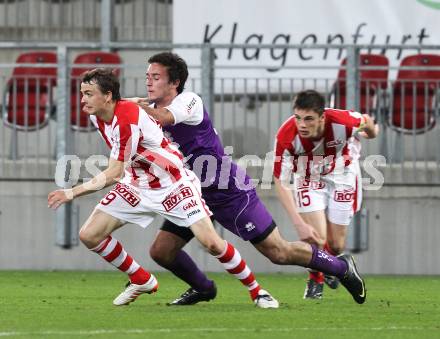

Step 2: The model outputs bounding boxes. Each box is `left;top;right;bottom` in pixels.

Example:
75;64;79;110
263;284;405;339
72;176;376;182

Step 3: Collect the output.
308;244;348;279
165;250;215;292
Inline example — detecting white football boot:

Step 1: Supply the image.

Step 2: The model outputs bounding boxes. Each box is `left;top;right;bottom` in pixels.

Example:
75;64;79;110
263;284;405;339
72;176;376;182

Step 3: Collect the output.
113;274;159;306
254;289;279;309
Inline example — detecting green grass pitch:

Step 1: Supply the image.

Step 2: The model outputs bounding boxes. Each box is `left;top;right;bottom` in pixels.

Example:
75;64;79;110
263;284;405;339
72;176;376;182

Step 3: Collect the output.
0;271;439;338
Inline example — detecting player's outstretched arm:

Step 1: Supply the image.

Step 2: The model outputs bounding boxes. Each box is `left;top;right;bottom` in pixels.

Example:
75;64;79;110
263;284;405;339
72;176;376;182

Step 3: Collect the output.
124;97;175;126
141;105;175;126
48;158;124;210
124;97;146;104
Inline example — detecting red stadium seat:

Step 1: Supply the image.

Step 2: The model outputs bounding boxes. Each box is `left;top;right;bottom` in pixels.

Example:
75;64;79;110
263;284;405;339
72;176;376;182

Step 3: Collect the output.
2;51;57;130
389;54;440;134
331;54;389;117
70;51;122;131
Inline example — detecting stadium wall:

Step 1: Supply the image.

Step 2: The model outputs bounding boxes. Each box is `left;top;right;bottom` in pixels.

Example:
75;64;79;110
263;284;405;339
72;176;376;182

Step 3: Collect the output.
1;179;439;275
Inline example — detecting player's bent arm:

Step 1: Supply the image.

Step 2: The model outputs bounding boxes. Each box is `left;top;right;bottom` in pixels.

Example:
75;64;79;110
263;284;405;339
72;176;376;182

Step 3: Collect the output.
274;177;307;229
124;97;175;126
274;178;322;244
48;159;124;209
139;103;175;126
359;114;379;139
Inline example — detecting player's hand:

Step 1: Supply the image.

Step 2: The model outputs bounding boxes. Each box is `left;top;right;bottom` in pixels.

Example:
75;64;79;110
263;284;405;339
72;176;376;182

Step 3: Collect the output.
359;124;379;139
297;222;323;245
48;189;73;210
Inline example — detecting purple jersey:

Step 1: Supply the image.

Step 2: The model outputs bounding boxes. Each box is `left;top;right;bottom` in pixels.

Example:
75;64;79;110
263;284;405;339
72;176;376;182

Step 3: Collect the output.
164;108;253;203
161;92;274;241
163;93;252;205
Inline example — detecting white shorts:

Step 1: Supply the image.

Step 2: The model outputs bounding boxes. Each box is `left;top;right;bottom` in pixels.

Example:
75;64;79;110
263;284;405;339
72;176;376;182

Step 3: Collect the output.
294;163;362;226
96;173;212;228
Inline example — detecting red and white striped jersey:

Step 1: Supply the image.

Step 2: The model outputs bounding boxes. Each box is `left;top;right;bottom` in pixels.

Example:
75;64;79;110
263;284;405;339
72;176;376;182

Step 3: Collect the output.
90;100;186;189
274;108;363;180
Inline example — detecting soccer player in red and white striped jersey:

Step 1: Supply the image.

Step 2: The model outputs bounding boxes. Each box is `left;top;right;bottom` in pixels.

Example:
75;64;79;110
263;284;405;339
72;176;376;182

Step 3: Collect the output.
274;89;378;300
48;68;278;308
89;97;186;190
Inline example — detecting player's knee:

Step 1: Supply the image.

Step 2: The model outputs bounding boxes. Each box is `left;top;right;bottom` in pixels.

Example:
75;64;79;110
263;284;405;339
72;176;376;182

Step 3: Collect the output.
78;227;101;249
201;239;223;256
149;242;172;266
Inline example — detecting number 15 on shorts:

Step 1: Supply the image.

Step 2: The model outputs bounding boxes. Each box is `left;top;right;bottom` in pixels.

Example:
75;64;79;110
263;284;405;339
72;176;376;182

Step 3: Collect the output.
296;189;311;207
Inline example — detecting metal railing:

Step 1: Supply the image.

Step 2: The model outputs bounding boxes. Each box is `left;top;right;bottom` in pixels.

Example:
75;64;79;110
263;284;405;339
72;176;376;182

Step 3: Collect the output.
0;43;439;179
0;0;172;43
0;43;439;248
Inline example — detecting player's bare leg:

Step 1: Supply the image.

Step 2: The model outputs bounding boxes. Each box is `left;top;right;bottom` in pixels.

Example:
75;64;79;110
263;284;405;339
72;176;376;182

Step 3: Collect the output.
79;208;158;305
326;219;348;256
299;210;327;299
323;219;349;289
151;219;366;306
253;228;309;265
79;208;123;248
190;217;279;308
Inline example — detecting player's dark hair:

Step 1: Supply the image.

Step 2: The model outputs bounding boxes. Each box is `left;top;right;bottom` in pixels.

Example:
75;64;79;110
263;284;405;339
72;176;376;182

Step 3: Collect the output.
293;90;325;116
81;68;121;101
148;52;188;94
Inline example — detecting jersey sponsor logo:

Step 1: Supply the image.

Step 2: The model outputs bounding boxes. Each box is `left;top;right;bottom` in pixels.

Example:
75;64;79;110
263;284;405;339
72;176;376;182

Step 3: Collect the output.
183;199;198;211
186;97;197;113
162;186;194;212
113;183;141;207
100;184;141;207
245;222;256;232
334;189;355;202
326;139;344;147
187;209;201;218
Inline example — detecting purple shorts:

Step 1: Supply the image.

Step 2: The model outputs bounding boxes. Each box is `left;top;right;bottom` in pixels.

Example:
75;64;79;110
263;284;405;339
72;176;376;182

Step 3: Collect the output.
161;188;275;243
210;190;275;242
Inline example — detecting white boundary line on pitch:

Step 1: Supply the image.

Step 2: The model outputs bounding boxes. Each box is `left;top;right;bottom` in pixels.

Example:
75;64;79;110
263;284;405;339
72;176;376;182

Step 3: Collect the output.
0;327;435;337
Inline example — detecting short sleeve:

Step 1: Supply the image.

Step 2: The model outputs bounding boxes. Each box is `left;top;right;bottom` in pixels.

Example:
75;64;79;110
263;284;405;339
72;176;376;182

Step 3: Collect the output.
165;92;204;125
326;109;364;137
346;111;364;136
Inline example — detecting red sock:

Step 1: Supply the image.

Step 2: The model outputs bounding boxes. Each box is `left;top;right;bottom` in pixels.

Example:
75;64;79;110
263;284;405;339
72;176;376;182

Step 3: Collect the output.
129;267;151;285
309;270;324;283
216;241;261;300
92;236;150;285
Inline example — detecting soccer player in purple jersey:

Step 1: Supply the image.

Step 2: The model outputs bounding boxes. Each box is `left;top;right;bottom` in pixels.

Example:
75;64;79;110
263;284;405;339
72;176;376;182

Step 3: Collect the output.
128;52;367;305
